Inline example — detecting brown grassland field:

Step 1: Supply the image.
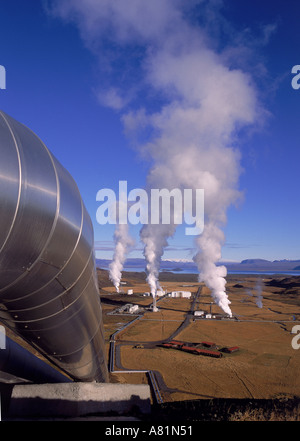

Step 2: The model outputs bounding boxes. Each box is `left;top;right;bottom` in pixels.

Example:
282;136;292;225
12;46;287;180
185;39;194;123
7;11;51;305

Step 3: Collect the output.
99;269;300;420
1;267;299;420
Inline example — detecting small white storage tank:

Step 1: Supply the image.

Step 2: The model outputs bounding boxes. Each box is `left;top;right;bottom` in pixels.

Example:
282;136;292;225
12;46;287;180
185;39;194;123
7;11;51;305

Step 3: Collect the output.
194;310;204;316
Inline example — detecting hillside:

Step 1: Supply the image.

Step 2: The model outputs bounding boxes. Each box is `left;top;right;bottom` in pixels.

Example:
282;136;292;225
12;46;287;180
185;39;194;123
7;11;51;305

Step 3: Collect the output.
96;257;300;273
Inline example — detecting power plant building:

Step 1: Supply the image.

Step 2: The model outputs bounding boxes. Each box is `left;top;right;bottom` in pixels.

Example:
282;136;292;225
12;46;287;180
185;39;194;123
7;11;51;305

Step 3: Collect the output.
194;310;205;317
168;291;192;299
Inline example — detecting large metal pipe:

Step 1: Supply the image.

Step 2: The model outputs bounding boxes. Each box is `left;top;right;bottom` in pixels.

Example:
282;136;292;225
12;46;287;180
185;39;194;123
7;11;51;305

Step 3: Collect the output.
0;335;71;384
0;111;108;382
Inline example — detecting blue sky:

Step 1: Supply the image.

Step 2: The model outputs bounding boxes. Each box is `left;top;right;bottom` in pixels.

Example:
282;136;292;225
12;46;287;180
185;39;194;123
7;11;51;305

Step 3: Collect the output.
0;0;300;263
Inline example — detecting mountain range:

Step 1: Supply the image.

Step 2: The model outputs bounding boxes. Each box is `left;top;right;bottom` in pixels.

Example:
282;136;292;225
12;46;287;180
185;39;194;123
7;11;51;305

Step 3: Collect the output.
96;257;300;273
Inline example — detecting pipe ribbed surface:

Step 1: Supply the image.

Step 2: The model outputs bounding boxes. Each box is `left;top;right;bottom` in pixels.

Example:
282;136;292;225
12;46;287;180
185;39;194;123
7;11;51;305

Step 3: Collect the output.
0;335;72;383
0;111;108;382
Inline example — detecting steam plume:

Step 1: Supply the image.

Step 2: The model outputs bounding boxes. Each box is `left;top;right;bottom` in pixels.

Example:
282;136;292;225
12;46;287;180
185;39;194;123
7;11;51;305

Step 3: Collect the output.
109;222;134;293
140;221;176;311
194;224;232;316
108;198;135;293
51;1;263;314
255;278;264;308
122;21;259;316
243;280;263;308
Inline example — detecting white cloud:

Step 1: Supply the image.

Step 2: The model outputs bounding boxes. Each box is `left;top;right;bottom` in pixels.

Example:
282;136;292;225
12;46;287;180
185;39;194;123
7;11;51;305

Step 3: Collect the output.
50;0;183;44
97;87;128;111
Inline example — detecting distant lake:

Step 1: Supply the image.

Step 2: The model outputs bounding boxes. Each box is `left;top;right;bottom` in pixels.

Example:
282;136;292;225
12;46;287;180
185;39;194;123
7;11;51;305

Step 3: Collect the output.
102;265;300;277
226;270;300;276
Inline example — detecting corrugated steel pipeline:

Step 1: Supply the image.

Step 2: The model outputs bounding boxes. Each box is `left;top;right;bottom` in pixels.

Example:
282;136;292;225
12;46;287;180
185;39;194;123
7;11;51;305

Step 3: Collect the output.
0;111;108;383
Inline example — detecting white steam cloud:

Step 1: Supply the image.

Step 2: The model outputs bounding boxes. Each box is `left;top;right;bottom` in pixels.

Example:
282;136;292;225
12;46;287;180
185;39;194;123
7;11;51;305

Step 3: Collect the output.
255;278;264;308
109;222;135;293
108;196;135;293
243;279;264;308
50;0;263;315
140;222;176;310
124;43;259;316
